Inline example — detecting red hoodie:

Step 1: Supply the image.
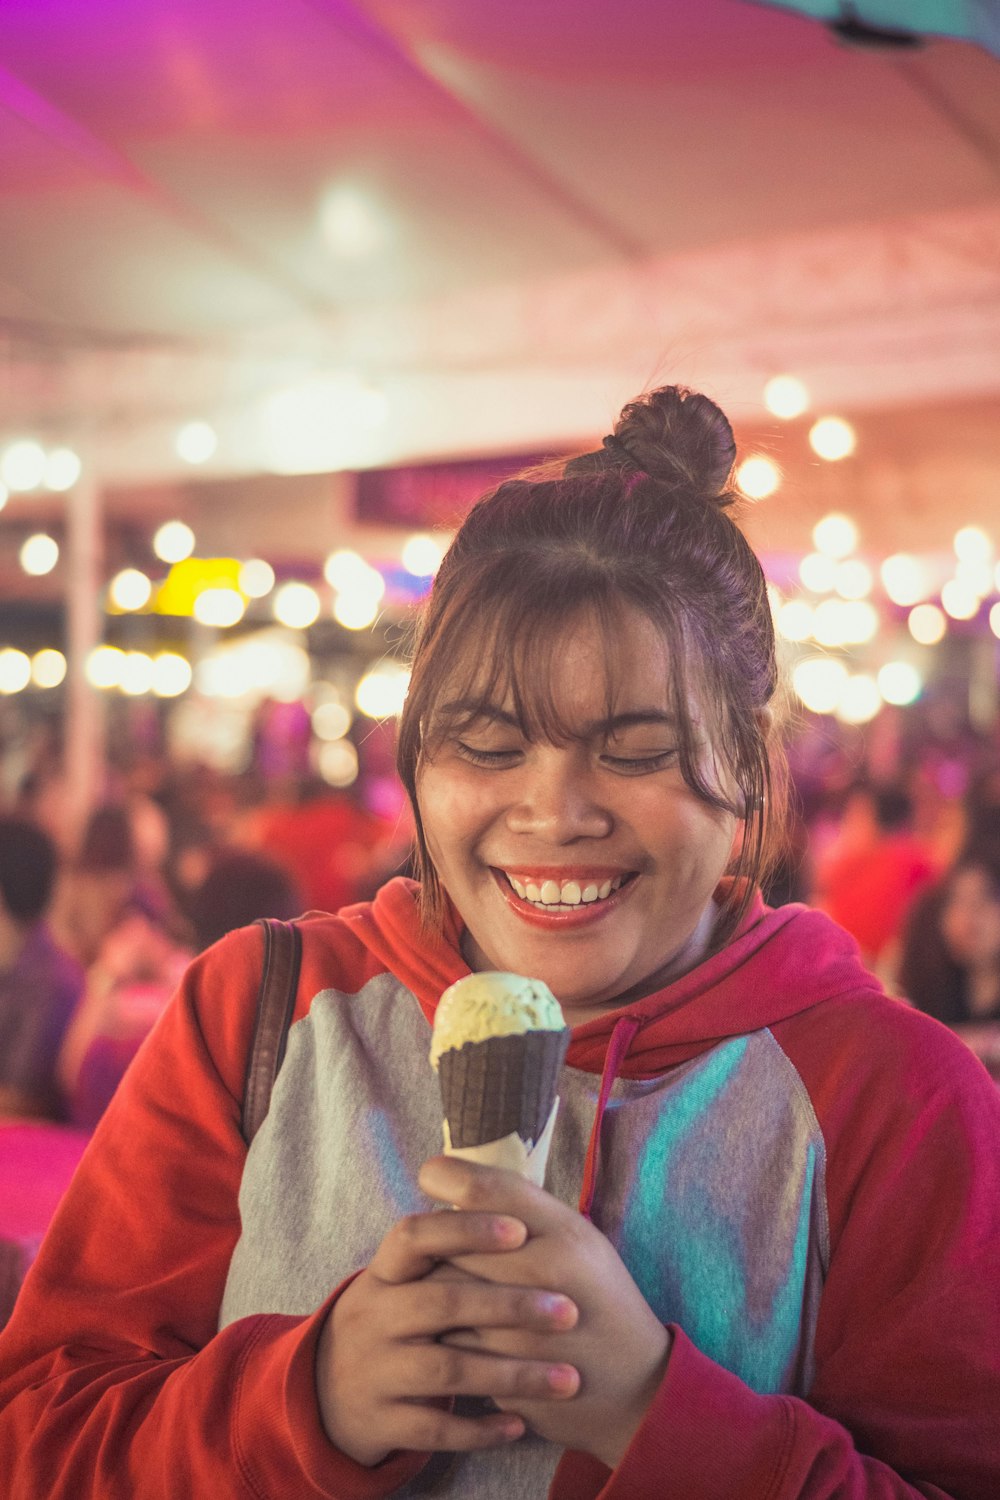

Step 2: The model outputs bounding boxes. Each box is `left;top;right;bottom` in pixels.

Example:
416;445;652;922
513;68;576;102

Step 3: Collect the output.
0;878;998;1498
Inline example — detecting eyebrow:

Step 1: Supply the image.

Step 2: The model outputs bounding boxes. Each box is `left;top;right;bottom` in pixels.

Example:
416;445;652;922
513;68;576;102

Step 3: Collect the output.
438;699;677;735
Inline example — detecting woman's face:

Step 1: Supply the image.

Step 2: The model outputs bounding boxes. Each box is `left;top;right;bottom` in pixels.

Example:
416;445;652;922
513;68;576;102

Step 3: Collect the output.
415;607;739;1025
940;865;1000;970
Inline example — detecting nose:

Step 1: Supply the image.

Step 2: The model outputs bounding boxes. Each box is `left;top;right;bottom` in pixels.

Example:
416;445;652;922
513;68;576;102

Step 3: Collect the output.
504;748;613;843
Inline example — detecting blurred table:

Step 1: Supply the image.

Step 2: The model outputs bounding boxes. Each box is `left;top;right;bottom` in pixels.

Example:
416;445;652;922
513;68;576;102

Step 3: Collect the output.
0;1120;90;1328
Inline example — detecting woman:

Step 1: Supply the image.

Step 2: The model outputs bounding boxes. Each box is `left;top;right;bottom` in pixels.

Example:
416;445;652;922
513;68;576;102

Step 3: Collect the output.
0;387;997;1497
899;846;1000;1026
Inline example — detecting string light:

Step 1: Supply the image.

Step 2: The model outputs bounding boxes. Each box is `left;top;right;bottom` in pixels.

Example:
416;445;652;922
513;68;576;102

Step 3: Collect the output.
809;417;856;462
763;375;809;419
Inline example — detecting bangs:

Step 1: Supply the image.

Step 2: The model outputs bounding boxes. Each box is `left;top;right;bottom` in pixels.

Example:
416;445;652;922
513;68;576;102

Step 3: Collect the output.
418;587;668;755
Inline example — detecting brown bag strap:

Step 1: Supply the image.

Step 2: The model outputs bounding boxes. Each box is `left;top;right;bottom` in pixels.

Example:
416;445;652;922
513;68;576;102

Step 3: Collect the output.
241;918;302;1146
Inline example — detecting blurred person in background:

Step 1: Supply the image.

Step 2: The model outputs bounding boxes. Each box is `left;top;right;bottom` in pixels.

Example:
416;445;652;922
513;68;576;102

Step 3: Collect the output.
811;778;939;973
896;846;1000;1065
188;848;303;952
0;816;84;1120
56;893;193;1132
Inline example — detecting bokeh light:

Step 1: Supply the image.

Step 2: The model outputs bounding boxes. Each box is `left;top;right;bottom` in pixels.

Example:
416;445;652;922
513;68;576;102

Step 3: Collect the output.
878;661;922;705
809;416;856;462
272;581;320;630
175;421;217;465
812;513;858;559
20;534;59;575
908;603;946;645
736;455;781;500
153;521;196;564
0;648;31;694
792;657;849;715
763;374;809;419
109;568;153;612
31;648;66;688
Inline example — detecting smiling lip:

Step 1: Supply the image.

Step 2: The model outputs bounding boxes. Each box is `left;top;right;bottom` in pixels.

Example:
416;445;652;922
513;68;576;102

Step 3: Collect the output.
490;867;636;927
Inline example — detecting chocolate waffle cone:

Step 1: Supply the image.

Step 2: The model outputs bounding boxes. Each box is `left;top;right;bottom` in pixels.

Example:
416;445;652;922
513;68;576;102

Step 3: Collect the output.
437;1028;570;1150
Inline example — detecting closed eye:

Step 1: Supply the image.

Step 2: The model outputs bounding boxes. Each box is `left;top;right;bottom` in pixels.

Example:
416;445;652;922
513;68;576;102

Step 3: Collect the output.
601;750;678;774
454;741;523;767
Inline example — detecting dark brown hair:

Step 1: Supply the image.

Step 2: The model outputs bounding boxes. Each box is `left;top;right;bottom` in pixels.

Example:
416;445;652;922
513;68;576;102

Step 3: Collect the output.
396;385;786;940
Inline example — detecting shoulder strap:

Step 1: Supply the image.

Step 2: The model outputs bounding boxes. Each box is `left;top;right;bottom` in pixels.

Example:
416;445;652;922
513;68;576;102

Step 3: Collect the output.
241;917;303;1146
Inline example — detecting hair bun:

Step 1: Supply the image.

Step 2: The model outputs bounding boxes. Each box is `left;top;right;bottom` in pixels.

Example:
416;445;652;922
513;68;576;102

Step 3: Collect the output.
609;385;737;502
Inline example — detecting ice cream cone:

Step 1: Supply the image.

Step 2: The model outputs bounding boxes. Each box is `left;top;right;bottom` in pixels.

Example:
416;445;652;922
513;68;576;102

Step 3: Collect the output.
430;972;569;1185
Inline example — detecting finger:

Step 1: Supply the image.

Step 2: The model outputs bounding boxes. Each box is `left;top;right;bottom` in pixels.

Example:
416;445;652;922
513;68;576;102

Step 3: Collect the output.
394;1281;578;1340
372;1210;527;1284
384;1406;526;1455
419;1156;549;1218
388;1343;581;1404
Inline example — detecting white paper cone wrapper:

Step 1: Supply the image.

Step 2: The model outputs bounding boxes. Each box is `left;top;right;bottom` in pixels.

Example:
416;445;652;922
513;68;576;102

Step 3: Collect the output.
442;1098;560;1188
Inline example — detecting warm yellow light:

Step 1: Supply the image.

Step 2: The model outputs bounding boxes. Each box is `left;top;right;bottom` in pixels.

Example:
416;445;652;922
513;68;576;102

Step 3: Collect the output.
119;652;154;696
908;603;946;645
763;375;809;420
837;674;881;725
799;552;837;593
31;649;67;688
2;440;46;491
878;662;922;705
109;568;153;612
153;521;195;564
776;599;814;642
151;652;192;698
940;579;979;621
44;448;82;491
273;581;321;630
317;738;359;788
20;534;59;576
324;550;384;599
194;588;247;628
990;602;1000;639
355;664;411;719
175;421;217;465
953;526;993;565
85;645;124;689
333;592;380;630
812;513;858;559
880;553;931;607
792;657;849;715
0;481;7;513
239;559;275;598
0;648;31;694
736;455;781;500
809;416;856;462
312;701;353;740
955;558;993;598
402;533;447;577
834;559;872;600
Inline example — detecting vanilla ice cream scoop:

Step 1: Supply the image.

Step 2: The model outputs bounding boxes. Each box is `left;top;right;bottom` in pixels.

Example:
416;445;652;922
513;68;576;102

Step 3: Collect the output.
430;971;570;1184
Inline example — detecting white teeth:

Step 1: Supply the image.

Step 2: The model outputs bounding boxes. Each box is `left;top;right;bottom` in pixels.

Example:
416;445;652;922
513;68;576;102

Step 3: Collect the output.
506;873;627;907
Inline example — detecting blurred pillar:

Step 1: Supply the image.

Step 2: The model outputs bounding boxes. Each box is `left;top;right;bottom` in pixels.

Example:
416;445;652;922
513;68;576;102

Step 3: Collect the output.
64;474;105;840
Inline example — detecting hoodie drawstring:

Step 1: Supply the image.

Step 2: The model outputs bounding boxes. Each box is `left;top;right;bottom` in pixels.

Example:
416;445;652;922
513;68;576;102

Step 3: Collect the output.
577;1014;641;1219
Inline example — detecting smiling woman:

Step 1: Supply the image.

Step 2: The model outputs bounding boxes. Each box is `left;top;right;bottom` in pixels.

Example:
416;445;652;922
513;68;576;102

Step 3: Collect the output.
1;387;999;1500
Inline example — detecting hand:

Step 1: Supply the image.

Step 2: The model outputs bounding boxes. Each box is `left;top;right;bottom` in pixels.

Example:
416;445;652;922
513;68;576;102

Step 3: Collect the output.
419;1155;672;1469
316;1204;583;1466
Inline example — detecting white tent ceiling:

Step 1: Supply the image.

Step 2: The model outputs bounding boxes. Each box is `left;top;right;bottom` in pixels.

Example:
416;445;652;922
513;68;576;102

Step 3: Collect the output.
1;0;999;560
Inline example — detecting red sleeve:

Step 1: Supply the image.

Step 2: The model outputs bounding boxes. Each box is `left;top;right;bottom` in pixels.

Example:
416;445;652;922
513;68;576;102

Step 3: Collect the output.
551;1001;1000;1500
0;925;428;1499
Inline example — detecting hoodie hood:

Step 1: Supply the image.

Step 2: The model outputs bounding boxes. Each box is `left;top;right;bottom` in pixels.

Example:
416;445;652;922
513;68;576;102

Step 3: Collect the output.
339;876;882;1080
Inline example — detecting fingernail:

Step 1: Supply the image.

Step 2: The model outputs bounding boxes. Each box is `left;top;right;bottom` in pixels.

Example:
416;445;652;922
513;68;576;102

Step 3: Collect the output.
500;1418;525;1441
548;1364;579;1396
494;1215;527;1245
538;1293;576;1324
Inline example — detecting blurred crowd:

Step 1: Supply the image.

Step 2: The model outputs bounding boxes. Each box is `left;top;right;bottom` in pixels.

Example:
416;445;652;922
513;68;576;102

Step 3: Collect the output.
1;753;413;1132
1;705;999;1135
